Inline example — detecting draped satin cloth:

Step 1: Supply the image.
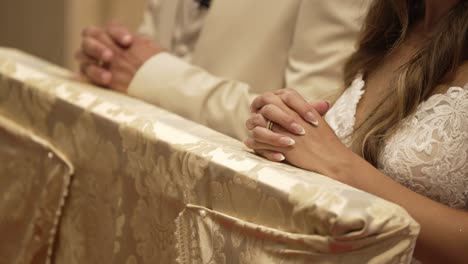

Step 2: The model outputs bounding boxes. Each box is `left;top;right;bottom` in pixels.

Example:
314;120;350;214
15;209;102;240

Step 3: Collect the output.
0;48;420;264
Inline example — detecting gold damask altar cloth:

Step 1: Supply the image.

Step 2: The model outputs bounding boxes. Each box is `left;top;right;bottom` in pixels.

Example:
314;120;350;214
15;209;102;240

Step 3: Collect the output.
0;48;420;264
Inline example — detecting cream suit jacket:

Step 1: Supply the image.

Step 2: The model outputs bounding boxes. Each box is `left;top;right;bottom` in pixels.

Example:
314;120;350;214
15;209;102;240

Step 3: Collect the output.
129;0;370;140
137;0;207;61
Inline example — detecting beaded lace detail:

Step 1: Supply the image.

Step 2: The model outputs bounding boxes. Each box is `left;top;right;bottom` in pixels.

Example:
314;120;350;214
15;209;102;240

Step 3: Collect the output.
325;76;468;209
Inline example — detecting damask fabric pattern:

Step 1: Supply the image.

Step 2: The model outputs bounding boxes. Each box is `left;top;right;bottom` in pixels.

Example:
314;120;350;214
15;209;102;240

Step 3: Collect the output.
0;48;420;264
0;116;73;264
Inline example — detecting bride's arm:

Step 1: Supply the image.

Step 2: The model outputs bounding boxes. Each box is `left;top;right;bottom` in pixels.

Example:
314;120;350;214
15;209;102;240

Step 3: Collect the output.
342;153;468;264
244;89;468;264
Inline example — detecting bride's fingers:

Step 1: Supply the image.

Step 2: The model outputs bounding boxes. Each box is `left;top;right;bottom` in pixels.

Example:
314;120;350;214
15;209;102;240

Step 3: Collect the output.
250;92;284;113
259;104;305;135
243;137;286;153
246;113;296;147
309;101;330;117
245;113;268;130
254;149;285;162
250;126;295;147
274;88;330;126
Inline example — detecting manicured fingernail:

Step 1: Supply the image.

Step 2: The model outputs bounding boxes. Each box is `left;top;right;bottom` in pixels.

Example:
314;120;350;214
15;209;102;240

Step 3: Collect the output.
279;137;295;146
306;112;318;124
102;50;112;61
273;153;285;161
324;100;331;108
291;122;305;135
306;112;319;126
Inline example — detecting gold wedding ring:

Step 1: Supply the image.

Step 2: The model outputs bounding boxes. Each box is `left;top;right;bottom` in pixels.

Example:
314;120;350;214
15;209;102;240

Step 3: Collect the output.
266;120;274;131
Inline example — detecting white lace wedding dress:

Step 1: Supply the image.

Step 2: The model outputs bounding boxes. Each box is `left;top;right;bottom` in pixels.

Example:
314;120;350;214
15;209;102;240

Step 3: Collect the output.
325;74;468;210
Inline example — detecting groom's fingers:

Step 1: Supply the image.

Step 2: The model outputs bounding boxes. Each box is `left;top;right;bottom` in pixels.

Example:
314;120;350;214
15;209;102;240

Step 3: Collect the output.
75;51;112;86
74;50;95;66
82;37;113;63
106;22;133;47
81;63;112;86
82;25;122;61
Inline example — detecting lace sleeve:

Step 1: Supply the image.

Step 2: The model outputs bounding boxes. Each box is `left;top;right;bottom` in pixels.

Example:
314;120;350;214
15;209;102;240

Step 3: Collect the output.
378;86;468;210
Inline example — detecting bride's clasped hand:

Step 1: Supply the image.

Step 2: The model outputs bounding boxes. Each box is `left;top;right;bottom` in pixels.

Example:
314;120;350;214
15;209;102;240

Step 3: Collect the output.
244;88;358;182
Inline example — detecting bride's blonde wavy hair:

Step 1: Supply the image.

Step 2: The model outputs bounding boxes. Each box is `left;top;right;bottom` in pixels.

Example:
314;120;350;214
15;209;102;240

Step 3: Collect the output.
344;0;468;166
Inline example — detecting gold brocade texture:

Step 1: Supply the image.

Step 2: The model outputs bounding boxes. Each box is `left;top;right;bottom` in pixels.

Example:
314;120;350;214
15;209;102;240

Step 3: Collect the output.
0;116;73;264
0;48;420;264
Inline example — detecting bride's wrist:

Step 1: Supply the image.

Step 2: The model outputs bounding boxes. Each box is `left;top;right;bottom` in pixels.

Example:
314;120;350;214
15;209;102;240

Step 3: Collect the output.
326;149;362;186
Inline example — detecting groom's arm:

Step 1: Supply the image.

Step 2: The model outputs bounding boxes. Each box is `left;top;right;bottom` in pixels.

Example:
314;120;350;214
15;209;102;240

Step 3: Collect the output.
126;0;370;140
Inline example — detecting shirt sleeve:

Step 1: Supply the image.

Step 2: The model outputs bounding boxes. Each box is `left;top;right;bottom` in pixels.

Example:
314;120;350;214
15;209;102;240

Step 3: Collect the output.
128;52;255;140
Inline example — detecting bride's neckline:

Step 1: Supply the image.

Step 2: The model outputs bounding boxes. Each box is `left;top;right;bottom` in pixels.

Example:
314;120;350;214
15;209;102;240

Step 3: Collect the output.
349;74;468;132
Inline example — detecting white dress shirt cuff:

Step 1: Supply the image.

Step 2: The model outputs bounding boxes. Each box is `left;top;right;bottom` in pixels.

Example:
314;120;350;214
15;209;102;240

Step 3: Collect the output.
128;52;190;106
127;52;253;140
